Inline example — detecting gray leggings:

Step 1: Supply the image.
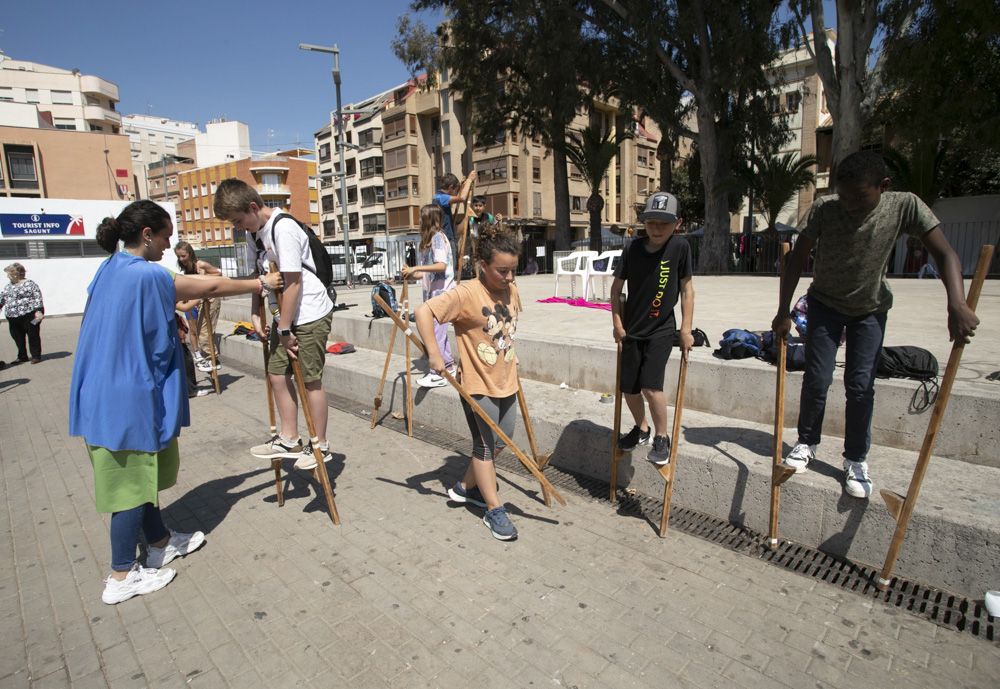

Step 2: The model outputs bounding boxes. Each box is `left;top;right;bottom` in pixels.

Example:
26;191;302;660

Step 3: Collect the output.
462;393;517;461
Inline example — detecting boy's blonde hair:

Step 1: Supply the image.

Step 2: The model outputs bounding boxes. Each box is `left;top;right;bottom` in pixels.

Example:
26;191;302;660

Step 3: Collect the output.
419;204;443;251
213;178;263;219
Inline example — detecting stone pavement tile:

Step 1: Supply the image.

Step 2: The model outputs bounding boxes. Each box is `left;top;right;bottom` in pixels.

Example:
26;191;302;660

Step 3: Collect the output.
704;630;771;671
25;668;70;689
62;642;101;681
396;639;448;680
595;660;656;689
100;642;143;684
68;670;110;689
366;641;413;682
667;634;729;676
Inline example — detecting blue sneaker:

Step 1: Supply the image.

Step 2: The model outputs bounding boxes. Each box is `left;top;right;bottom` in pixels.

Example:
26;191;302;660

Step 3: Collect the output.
483;506;518;541
447;482;487;508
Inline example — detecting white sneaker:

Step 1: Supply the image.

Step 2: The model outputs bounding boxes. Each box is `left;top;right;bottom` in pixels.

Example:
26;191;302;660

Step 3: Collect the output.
193;350;205;362
194;387;213;397
783;443;816;472
843;460;873;499
417;373;447;388
146;530;206;569
295;443;333;471
101;563;175;605
196;360;218;373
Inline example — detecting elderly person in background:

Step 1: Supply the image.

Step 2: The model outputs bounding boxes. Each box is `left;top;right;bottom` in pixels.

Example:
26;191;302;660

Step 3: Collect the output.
0;262;45;364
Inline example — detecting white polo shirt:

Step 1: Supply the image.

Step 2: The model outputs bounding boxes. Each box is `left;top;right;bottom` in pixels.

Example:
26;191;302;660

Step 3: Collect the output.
250;211;332;326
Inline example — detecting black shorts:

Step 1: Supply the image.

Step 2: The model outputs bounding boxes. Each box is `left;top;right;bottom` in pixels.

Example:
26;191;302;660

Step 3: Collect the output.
620;334;673;394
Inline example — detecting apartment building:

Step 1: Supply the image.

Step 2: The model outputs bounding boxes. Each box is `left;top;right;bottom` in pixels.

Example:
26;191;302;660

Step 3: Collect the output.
0;122;134;200
0;53;121;134
121;114;199;198
175;149;318;248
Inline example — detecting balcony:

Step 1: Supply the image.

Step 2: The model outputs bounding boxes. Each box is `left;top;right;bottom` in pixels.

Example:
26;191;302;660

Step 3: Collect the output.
250;165;289;173
84;105;121;125
258;184;291;196
80;75;119;102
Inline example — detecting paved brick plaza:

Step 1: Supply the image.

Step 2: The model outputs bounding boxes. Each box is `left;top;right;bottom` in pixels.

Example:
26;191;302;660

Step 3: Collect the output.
1;317;996;689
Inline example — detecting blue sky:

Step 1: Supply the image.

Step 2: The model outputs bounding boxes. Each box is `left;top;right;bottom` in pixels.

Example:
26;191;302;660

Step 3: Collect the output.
1;0;442;152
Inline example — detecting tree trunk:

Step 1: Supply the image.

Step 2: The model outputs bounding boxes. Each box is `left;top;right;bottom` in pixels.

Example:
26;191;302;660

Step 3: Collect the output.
830;81;864;175
657;134;675;192
587;194;605;253
552;145;572;251
696;110;731;273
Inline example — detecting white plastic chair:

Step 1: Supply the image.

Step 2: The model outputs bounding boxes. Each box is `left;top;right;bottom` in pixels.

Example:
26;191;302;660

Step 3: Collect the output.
553;251;598;298
584;249;623;301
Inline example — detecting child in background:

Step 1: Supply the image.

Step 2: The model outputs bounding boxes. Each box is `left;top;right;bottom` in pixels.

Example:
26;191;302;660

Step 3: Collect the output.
415;221;523;541
610;192;695;465
773;150;978;498
403;205;456;388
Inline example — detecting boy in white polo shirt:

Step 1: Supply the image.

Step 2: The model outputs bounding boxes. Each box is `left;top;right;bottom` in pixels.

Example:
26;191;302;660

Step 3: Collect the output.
214;179;334;470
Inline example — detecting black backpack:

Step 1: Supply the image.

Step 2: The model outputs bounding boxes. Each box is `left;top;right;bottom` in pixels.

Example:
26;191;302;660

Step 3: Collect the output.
671;328;710;348
370;282;398;319
876;345;940;412
255;212;337;302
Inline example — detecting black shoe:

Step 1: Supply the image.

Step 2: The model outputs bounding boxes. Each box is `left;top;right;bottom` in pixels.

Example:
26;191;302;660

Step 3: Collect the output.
618;425;651;451
648;435;671;465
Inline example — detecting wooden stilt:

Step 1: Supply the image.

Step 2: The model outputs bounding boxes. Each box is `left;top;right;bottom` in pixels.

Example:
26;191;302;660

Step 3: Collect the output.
374;293;566;507
768;245;795;549
270;262;340;525
258;299;283;507
876;244;993;589
402;282;414;438
369;316;400;429
609;341;624;503
658;354;689;537
513;376;553;506
201;299;221;395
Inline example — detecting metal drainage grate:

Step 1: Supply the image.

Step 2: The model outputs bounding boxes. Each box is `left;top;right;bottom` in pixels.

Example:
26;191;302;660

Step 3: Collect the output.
326;391;996;644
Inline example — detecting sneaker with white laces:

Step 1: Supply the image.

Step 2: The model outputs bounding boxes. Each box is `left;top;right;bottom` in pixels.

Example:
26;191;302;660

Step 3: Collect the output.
843;460;873;499
483;506;518;541
417;373;447;388
196;360;219;373
101;562;175;605
146;530;206;569
193;350;206;362
783;443;816;472
295;443;333;470
618;425;651;451
250;435;303;459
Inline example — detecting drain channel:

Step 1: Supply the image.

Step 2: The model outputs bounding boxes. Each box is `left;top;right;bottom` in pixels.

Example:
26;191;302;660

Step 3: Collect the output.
326;391;996;644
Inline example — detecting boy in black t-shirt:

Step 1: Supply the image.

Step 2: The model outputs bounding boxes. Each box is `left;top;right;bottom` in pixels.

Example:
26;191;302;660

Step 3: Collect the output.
610;192;695;464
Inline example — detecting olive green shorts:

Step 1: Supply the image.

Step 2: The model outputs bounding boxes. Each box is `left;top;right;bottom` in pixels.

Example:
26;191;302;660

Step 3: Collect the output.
267;310;333;383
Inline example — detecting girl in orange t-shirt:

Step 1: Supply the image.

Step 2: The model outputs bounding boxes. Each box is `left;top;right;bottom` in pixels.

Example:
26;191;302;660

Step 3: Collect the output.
415;222;522;541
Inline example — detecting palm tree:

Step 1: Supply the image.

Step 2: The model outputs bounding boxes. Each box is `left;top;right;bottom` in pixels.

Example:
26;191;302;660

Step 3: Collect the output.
882;140;948;206
745;152;818;233
564;125;632;253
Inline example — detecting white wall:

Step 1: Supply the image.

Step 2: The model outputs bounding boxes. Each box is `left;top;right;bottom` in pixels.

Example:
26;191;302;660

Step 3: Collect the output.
0;198;176;316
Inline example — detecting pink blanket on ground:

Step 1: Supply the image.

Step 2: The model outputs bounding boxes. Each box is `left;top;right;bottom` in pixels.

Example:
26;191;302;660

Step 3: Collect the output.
536;296;613;311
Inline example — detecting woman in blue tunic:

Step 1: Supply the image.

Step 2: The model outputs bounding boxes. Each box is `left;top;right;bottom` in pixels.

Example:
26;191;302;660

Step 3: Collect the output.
69;200;282;605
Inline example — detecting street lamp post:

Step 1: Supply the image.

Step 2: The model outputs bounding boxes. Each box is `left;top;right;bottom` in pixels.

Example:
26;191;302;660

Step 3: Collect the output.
300;42;352;285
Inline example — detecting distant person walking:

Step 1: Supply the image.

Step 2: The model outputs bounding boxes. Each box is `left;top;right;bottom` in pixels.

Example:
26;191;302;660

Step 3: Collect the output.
174;241;222;373
1;262;45;364
69;200;282;605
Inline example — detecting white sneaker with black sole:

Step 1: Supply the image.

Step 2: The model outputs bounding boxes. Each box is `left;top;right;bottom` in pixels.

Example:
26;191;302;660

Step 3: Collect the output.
250;435;303;459
843;460;873;499
101;563;175;605
783;443;816;472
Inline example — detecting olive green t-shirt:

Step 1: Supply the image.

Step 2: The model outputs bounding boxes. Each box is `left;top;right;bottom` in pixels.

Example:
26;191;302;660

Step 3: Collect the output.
801;191;939;316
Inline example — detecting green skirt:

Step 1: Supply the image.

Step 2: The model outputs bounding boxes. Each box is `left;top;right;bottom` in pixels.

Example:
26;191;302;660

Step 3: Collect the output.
88;439;180;513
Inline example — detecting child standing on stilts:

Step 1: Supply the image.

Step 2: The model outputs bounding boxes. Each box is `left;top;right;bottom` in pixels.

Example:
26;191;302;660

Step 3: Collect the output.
611;192;695;464
403;205;457;389
415;221;522;540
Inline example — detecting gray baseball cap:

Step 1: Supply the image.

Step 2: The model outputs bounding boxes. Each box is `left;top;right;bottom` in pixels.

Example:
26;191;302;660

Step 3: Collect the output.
639;192;679;222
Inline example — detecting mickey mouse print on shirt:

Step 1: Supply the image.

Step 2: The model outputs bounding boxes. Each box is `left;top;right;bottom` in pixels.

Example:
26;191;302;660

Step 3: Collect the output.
478;301;518;366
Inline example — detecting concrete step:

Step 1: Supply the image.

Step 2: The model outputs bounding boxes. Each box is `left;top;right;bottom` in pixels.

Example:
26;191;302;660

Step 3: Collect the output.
218;298;1000;467
211;321;1000;599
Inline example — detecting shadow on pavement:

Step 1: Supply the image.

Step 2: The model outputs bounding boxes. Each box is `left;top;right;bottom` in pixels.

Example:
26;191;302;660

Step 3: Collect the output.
162;467;273;534
0;378;29;392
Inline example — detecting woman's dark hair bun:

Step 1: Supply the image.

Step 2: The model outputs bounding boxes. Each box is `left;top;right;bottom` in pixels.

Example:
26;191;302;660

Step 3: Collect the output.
96;217;121;254
477;220;522;263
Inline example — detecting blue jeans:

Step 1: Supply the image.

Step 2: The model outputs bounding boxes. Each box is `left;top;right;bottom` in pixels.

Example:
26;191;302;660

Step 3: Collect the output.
796;297;887;463
110;503;170;571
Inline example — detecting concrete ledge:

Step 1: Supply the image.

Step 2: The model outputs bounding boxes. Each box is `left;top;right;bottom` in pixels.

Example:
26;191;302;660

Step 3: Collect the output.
215;327;1000;599
219;300;1000;466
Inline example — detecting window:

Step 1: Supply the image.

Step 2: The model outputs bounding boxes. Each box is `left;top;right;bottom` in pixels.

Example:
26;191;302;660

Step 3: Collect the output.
385;148;410;171
349;213;359;230
532;157;541;182
441;90;450;114
512;162;518;180
224;228;232;240
512;193;519;215
361;186;384;206
360;157;383;178
191;185;199;197
323;220;336;237
0;241;28;259
25;89;39;104
363;213;387;234
54;118;77;130
766;94;781;114
386;177;409;199
786;91;801;113
384;117;405;140
185;209;192;221
203;206;210;219
86;94;100;106
200;183;208;195
409;115;417;135
637;151;649;168
319;143;331;162
533;192;542;216
91;123;104;132
0;87;12;102
210;181;217;193
344;159;356;177
636;176;648;195
571;196;585;212
263;199;284;209
322;195;335;212
359;129;379;149
387;207;412;229
259;173;280;187
347;186;358;204
442;120;450;147
182;187;189;199
412;179;419;197
570;163;583;180
6;147;37;188
476;157;508;182
51;90;73;104
194;208;202;220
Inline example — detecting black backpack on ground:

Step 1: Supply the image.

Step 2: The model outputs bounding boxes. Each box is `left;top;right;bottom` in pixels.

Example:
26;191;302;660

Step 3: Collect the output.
369;282;398;319
760;331;807;371
255;212;337;303
876;345;940;412
671;328;710;348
